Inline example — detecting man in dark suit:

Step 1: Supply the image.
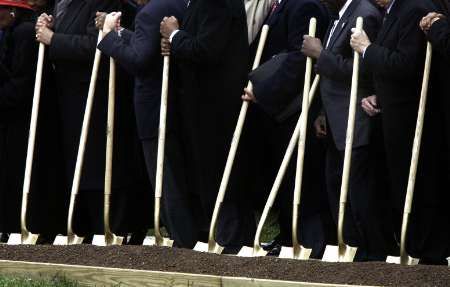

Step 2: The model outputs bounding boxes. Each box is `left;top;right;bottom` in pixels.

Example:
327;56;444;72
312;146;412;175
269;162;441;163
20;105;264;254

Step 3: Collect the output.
35;0;151;241
97;0;199;248
242;0;330;257
351;0;440;261
160;0;252;252
301;0;388;260
418;0;450;264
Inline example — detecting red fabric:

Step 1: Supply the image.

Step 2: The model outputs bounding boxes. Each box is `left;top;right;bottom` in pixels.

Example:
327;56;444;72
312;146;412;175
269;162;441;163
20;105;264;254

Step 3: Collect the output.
0;0;32;10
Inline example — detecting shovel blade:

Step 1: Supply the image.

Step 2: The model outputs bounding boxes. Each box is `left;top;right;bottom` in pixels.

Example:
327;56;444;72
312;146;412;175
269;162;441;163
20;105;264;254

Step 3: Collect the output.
66;234;84;245
7;234;22;245
53;235;68;245
279;246;312;260
92;235;107;246
322;244;357;262
447;257;449;266
237;246;268;257
193;241;208;252
143;236;173;247
21;232;39;245
92;234;124;246
143;236;155;246
386;255;419;265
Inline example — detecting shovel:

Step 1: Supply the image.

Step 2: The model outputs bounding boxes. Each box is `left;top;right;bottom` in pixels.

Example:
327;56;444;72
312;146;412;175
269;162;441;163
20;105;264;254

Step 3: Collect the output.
322;18;363;263
238;75;320;257
386;42;432;266
92;58;124;246
8;43;45;245
193;25;270;254
278;18;317;260
151;56;174;247
54;32;104;245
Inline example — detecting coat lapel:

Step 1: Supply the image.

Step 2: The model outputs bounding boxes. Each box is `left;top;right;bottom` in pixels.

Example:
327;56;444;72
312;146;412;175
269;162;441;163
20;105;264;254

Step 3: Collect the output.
376;0;401;44
56;0;86;32
265;0;287;26
327;0;361;49
181;0;197;27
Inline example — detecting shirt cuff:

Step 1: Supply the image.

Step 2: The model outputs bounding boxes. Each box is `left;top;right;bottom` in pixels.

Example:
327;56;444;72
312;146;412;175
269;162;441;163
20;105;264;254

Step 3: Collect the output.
362;44;370;58
169;30;180;43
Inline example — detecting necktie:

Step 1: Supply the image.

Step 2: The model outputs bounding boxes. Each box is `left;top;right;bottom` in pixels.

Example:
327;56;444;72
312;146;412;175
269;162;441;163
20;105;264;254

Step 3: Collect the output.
56;0;72;21
269;0;279;17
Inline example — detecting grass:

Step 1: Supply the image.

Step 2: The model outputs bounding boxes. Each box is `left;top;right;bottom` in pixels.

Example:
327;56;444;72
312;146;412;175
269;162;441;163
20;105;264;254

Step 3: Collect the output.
0;275;79;287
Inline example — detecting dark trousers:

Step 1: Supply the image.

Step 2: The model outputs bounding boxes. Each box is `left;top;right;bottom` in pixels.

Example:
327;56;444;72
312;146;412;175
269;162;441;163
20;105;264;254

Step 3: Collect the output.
326;136;392;259
142;135;199;248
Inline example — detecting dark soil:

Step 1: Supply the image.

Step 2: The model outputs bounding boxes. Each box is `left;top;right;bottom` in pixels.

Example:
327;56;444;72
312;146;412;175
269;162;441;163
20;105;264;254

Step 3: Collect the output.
0;245;448;286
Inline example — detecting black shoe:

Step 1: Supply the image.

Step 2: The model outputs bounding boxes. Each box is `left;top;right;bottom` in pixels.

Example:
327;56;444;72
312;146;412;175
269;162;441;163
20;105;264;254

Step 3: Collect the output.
127;229;147;245
266;243;282;256
0;233;9;243
262;240;279;251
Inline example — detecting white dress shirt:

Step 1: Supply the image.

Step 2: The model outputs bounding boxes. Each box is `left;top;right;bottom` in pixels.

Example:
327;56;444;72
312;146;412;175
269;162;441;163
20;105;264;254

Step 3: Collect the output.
326;0;353;48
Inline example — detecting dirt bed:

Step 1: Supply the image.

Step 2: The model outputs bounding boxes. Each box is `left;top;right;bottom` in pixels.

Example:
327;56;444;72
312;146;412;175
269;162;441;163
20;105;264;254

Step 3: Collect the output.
0;245;448;286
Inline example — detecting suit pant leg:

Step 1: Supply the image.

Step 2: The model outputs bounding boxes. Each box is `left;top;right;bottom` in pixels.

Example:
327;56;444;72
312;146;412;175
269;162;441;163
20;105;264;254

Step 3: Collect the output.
141;137;199;249
325;138;361;248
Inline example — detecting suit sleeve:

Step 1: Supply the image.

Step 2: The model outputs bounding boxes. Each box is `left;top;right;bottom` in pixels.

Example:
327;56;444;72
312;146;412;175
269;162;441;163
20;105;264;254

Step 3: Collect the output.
49;0;120;62
0;24;38;111
427;19;450;61
171;0;233;64
363;6;428;79
98;7;162;76
317;13;380;82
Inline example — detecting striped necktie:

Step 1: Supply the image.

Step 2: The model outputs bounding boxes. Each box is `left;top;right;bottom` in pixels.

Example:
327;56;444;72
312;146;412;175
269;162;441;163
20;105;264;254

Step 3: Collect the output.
56;0;73;21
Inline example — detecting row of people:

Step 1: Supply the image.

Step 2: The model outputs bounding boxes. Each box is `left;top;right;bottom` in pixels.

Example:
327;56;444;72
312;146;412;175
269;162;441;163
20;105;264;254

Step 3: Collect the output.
1;0;449;264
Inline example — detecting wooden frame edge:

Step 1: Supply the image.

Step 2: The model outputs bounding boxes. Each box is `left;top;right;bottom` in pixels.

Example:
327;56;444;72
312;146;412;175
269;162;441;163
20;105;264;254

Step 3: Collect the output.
0;260;380;287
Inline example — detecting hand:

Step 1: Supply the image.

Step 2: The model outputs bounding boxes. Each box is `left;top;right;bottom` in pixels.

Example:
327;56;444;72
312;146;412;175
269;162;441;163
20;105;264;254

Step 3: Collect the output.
35;13;54;31
350;28;371;54
161;38;171;56
361;95;381;117
36;26;54;45
241;87;257;103
160;16;179;39
420;12;444;33
95;12;107;30
103;12;121;34
301;35;323;59
314;115;327;139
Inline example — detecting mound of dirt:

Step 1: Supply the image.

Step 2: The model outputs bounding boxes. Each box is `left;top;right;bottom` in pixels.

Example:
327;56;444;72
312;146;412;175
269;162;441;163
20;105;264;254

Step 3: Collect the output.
0;245;448;286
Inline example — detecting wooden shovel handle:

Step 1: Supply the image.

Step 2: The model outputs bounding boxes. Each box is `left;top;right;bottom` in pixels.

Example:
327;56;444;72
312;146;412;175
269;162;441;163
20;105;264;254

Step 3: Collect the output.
207;25;270;248
67;32;104;235
400;42;433;264
337;17;363;248
20;43;45;233
292;18;317;249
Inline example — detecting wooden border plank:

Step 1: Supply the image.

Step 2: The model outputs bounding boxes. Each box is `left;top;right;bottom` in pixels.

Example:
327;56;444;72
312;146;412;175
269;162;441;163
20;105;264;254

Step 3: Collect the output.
0;260;379;287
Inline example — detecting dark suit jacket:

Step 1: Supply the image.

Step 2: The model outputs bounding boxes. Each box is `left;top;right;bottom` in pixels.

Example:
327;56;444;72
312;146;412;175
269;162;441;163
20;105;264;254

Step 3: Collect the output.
249;0;329;121
171;0;249;205
48;0;145;191
98;0;186;140
362;0;436;216
317;0;382;150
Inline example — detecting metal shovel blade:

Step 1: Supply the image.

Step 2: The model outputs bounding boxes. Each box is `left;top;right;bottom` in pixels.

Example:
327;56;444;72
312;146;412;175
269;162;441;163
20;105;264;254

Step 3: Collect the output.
155;236;174;247
7;234;22;245
92;234;124;246
279;246;312;260
237;245;268;257
386;255;419;265
322;244;357;263
66;234;84;245
143;236;173;247
193;241;224;254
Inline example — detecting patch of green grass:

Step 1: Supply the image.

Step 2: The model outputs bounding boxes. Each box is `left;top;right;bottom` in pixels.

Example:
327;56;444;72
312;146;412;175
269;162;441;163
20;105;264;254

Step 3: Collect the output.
0;275;79;287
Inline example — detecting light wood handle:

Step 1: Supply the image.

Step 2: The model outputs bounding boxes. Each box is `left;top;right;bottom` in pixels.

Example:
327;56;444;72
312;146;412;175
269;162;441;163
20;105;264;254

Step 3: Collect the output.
207;25;270;249
20;43;45;233
337;17;363;247
67;32;104;234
